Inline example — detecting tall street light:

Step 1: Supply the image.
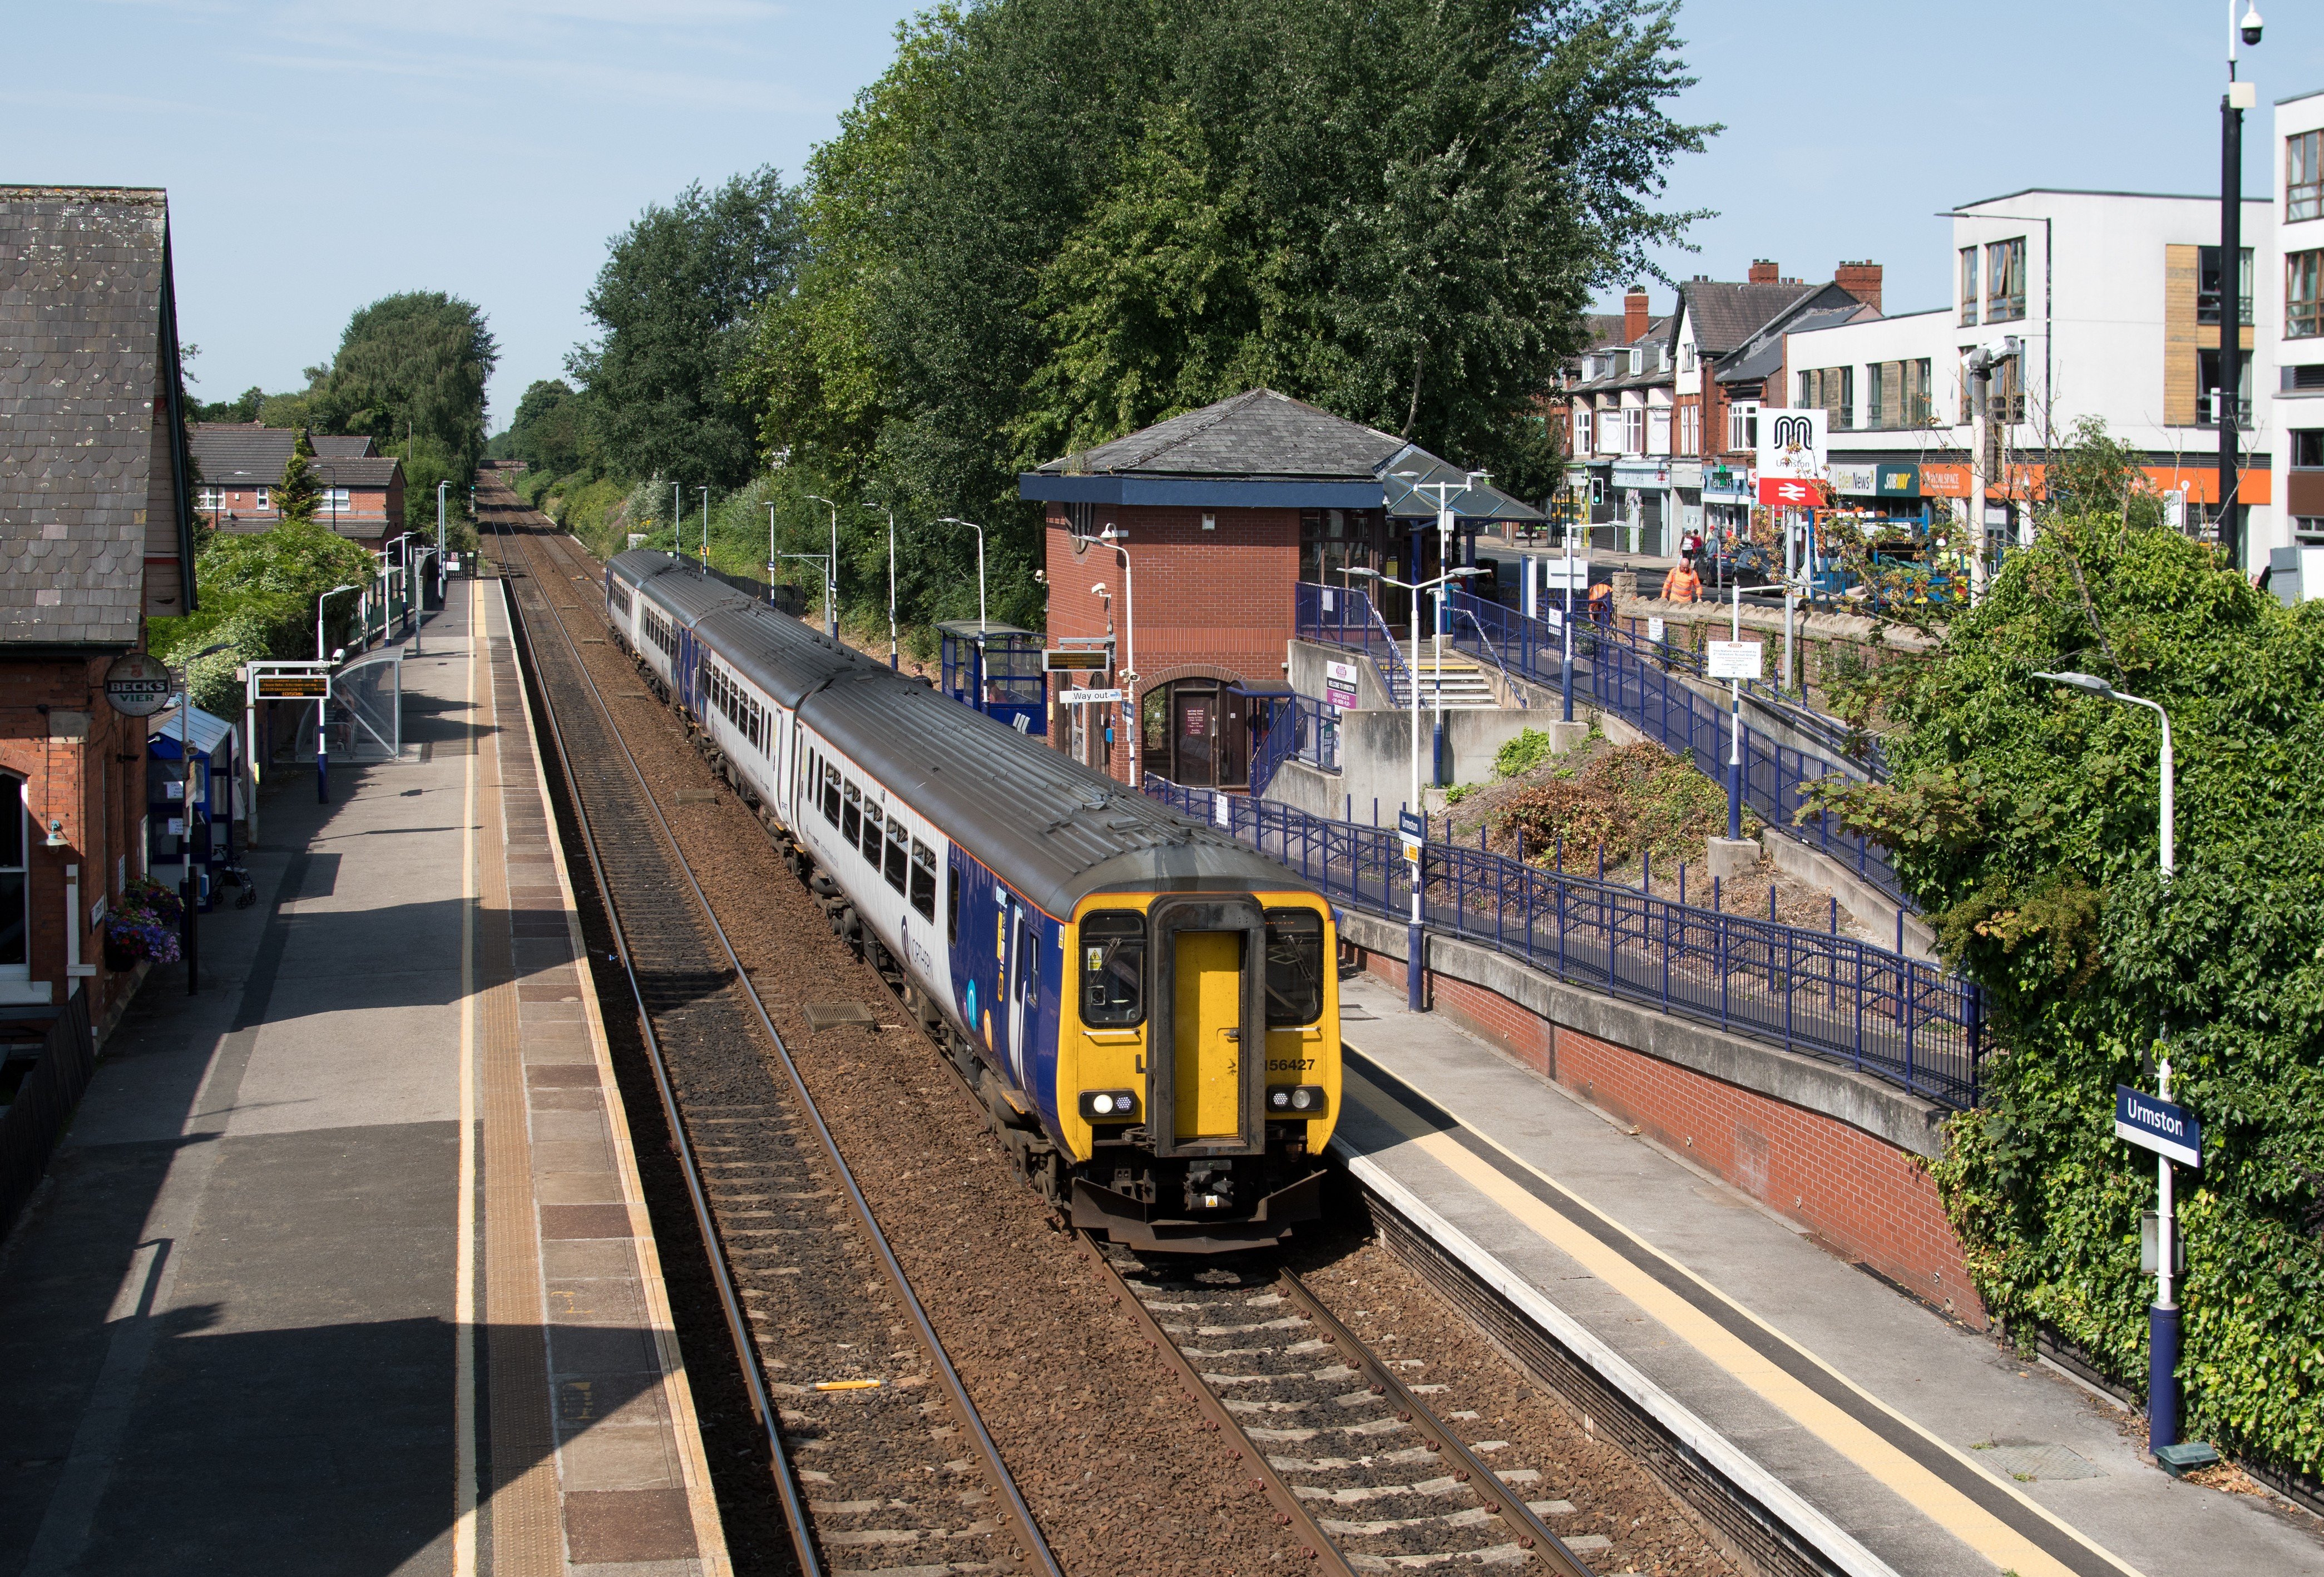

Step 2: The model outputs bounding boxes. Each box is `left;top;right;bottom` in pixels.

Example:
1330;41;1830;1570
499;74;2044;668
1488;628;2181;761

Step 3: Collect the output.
700;485;711;570
2219;1;2263;570
1395;469;1490;789
2036;669;2181;1451
1095;528;1137;780
317;584;360;804
861;503;898;668
435;479;449;606
1349;560;1483;1011
937;517;988;632
805;494;841;637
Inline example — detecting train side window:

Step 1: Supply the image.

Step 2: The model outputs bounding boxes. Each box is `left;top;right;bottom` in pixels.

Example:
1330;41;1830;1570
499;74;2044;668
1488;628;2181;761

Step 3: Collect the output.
1079;911;1145;1028
822;764;840;826
1017;918;1037;1006
861;800;884;864
842;783;862;845
911;839;937;920
947;864;961;945
884;818;909;893
1263;908;1326;1026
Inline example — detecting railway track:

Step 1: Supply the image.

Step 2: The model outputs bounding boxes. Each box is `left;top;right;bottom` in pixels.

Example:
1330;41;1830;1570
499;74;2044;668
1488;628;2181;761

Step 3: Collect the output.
485;505;1059;1577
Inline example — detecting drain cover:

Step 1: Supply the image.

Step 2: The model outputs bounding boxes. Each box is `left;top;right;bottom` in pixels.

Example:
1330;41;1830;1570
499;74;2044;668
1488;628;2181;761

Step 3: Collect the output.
1969;1441;2102;1481
804;1001;877;1030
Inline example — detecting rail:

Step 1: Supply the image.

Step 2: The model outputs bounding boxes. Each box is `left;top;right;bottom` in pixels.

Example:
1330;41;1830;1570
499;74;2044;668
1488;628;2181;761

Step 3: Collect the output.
1250;695;1340;797
1453;605;1527;709
1148;778;1980;1109
493;508;1061;1577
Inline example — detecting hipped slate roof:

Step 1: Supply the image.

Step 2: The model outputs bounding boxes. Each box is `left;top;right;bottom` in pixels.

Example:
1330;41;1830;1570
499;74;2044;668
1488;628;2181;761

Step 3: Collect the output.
1680;281;1825;356
0;185;193;649
190;423;390;486
1022;388;1540;521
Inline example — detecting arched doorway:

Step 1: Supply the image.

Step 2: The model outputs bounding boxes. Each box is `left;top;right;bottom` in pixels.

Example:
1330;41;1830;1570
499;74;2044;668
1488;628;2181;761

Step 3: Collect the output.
1140;679;1249;789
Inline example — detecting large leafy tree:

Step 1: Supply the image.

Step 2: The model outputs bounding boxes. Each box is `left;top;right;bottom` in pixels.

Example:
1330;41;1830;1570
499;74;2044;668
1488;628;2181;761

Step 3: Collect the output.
320;291;498;476
498;378;592;478
571;167;803;490
734;0;1707;627
1811;476;2324;1475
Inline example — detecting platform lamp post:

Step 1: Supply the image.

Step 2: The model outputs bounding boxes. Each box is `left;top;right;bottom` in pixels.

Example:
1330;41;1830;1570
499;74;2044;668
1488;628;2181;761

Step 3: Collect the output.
436;479;449;606
936;517;989;634
1393;470;1490;789
778;553;832;635
2035;669;2180;1450
1348;561;1482;1011
861;503;899;667
174;641;232;995
1094;528;1137;779
2219;1;2264;571
700;485;711;571
316;584;360;804
806;495;842;637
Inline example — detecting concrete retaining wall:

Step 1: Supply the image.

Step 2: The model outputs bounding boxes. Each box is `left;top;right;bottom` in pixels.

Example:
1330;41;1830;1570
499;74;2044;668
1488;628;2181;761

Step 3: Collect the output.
1338;908;1983;1328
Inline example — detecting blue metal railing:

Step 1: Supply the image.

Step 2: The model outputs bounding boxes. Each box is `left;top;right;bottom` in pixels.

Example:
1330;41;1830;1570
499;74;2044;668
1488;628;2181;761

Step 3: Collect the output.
1148;778;1980;1109
1295;582;1412;705
1296;582;1905;904
1251;696;1341;797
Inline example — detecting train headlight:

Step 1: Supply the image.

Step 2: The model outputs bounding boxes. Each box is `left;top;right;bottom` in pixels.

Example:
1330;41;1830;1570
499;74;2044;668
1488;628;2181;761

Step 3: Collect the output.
1078;1090;1139;1121
1269;1085;1327;1116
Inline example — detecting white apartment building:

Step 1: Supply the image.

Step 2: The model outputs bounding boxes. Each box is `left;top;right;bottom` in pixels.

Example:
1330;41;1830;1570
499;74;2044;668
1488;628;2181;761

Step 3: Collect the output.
2271;88;2324;558
1783;189;2277;553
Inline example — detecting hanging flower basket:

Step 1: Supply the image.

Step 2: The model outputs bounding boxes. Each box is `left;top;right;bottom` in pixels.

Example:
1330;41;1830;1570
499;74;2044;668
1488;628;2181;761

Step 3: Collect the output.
105;879;185;967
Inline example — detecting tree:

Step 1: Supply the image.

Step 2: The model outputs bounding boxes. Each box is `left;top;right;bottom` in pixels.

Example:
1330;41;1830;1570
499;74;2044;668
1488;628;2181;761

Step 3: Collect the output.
276;428;320;526
319;292;498;478
500;379;591;478
1807;474;2324;1476
570;167;803;490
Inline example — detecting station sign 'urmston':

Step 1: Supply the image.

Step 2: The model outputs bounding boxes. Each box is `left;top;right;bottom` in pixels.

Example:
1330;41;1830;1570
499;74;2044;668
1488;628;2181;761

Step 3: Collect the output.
2115;1085;2202;1167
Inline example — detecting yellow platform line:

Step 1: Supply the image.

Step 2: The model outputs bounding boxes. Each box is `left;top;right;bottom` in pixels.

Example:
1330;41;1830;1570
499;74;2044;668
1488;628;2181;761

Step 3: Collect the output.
1342;1056;2142;1577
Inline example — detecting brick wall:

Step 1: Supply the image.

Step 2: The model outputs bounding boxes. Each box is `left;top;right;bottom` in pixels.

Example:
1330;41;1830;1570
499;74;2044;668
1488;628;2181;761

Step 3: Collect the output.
1358;947;1985;1328
2;658;151;1025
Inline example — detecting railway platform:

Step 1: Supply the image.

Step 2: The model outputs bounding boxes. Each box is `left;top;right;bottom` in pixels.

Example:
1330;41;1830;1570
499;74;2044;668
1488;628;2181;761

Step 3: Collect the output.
0;575;729;1576
1328;970;2323;1577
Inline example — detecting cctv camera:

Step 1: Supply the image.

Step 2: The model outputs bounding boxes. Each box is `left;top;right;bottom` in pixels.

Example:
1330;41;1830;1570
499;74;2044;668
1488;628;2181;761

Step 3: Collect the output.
2239;2;2261;45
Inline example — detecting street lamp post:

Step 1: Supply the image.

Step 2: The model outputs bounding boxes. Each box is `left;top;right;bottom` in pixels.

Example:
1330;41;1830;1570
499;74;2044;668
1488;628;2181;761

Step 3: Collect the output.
2036;670;2180;1451
700;485;711;571
862;504;899;668
673;482;685;568
317;584;359;803
436;480;449;607
1349;561;1482;1011
767;503;782;607
937;517;988;632
806;495;841;637
2219;0;2263;571
779;555;833;634
1395;471;1489;788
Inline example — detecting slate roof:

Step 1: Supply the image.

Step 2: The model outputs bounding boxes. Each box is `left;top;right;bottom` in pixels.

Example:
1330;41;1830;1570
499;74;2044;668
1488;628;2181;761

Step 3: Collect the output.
190;422;400;490
1717;303;1873;385
1027;388;1541;520
0;185;192;649
1039;388;1405;480
314;434;375;457
1679;281;1826;356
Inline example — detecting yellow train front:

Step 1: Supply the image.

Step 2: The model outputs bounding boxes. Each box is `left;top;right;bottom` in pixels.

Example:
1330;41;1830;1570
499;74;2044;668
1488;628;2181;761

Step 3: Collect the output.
1048;884;1341;1253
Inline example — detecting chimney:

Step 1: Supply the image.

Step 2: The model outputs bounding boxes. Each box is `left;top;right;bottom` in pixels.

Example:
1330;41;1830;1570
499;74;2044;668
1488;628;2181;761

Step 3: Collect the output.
1748;259;1778;285
1833;260;1883;313
1624;286;1650;344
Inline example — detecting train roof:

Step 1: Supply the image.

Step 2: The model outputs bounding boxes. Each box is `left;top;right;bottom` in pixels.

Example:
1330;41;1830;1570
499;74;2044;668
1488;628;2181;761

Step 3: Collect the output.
626;550;1306;918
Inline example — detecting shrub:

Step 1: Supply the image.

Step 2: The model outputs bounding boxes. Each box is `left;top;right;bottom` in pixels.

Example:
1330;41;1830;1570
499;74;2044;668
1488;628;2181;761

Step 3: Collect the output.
1492;727;1555;779
1494;740;1751;864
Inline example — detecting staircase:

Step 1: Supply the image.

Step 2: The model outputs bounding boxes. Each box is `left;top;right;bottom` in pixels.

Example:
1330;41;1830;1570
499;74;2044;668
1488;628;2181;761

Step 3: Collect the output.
1392;640;1502;710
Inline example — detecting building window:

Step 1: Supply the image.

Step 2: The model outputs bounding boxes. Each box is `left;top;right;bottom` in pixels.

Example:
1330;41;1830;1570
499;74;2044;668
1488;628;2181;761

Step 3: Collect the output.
2292;130;2323;223
1727;401;1758;453
1647;406;1670;453
254;486;271;511
0;775;24;974
1985;238;2027;323
1959;246;1980;327
1628;347;1642;377
1798;367;1854;430
2290;250;2323;340
2197;347;2252;428
1680;340;1695;373
1574;406;1591;452
1624;406;1645;454
196;487;223;512
1862;360;1935;429
2198;245;2255;327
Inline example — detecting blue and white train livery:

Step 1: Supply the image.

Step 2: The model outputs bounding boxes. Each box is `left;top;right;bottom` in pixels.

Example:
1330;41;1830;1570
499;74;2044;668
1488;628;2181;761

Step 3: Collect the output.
604;550;1340;1252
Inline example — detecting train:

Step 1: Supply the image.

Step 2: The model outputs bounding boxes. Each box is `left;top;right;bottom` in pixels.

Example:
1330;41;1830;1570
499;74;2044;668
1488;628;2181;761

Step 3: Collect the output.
600;549;1342;1253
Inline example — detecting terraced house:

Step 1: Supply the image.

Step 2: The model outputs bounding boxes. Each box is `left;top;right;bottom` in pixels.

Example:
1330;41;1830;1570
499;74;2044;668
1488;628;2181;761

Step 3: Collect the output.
187;422;405;541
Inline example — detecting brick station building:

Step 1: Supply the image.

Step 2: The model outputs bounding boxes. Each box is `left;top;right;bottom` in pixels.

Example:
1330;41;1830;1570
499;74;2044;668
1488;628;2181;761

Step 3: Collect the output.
0;186;199;1024
1022;388;1537;789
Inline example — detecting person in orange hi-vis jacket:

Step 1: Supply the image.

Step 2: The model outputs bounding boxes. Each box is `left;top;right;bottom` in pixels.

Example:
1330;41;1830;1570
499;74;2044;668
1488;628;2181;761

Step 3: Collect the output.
1660;560;1703;602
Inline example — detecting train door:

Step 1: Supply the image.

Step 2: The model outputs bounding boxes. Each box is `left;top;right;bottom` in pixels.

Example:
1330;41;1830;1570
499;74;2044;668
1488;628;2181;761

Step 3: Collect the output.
1148;897;1266;1155
1005;899;1034;1089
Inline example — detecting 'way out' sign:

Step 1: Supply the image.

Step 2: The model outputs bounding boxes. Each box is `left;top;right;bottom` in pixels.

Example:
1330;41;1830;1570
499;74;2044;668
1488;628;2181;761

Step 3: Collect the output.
2115;1085;2202;1167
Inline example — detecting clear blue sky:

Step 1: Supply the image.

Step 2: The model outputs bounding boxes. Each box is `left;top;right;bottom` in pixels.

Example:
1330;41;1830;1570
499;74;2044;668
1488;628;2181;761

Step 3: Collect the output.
13;1;2321;426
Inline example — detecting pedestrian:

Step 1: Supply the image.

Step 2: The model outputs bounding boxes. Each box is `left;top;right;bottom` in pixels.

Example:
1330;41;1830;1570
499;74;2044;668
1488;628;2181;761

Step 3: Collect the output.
1659;558;1702;602
1586;581;1614;626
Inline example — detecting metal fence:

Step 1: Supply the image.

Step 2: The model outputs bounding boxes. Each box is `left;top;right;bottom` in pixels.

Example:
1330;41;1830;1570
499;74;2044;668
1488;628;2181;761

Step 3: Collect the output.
1251;695;1341;796
1150;777;1980;1109
1295;582;1905;904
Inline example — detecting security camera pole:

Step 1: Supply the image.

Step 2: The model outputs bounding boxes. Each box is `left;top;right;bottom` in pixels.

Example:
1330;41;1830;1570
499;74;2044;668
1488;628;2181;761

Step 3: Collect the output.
2219;0;2263;571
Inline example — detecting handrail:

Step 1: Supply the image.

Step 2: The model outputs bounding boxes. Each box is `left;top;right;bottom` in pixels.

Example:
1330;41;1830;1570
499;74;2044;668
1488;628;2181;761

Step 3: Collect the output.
1150;775;1979;1109
1451;606;1527;709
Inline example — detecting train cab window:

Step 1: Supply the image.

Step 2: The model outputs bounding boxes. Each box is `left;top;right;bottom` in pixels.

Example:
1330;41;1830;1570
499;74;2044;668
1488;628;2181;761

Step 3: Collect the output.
947;864;962;944
1079;911;1146;1028
884;818;910;893
842;782;862;843
1263;909;1326;1026
910;839;937;920
861;801;884;864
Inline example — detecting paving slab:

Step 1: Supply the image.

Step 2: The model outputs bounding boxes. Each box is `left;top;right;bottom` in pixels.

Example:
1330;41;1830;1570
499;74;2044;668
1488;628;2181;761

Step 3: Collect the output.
1330;970;2324;1577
